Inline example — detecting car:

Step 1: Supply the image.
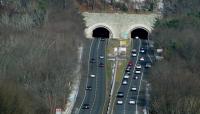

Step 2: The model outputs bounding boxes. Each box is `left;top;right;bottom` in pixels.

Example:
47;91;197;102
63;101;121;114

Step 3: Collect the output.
140;49;145;53
132;53;137;57
124;75;130;79
135;70;141;74
99;63;104;67
82;104;90;109
90;58;96;63
136;64;142;69
127;65;131;69
133;76;138;80
132;49;137;53
117;100;123;105
122;80;128;85
100;38;105;41
125;68;130;72
140;48;145;53
131;87;137;91
139;57;145;61
90;74;95;78
129;99;136;105
145;63;152;68
128;61;133;66
126;71;131;75
86;86;92;90
99;56;104;59
117;92;124;98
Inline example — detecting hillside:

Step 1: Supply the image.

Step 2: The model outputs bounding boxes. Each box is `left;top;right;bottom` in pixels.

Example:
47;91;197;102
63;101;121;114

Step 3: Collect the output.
0;0;85;114
75;0;157;13
149;0;200;113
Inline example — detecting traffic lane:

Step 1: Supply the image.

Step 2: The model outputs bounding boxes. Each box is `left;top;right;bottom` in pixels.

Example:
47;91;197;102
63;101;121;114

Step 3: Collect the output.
91;39;107;114
125;71;144;114
112;78;130;114
113;39;141;114
125;42;146;114
125;41;151;114
79;39;100;114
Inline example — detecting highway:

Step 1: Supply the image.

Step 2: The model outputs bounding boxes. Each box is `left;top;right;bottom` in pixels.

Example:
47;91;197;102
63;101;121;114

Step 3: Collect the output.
112;38;152;114
72;38;107;114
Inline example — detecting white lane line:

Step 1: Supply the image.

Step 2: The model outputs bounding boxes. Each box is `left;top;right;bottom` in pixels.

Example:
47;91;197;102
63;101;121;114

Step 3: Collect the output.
124;39;141;114
89;39;101;114
77;39;95;114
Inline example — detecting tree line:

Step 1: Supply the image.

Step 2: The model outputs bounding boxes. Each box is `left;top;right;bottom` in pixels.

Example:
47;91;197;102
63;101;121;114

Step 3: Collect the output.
148;0;200;114
0;0;85;114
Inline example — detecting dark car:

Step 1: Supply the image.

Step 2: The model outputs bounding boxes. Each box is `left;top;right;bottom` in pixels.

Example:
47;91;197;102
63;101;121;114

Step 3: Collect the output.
145;63;152;68
117;92;124;98
90;58;96;63
99;63;104;67
86;86;92;91
128;61;133;66
82;104;90;109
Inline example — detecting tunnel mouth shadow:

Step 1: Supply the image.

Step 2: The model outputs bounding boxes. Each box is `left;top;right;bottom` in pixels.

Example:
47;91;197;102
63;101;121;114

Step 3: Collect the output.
92;27;110;38
131;28;149;40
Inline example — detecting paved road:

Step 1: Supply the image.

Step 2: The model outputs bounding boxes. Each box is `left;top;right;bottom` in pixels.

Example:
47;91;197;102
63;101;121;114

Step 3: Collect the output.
72;38;107;114
112;38;152;114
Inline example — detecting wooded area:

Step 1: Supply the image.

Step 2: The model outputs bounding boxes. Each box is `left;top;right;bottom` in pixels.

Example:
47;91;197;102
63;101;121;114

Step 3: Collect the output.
149;0;200;114
0;0;85;114
76;0;157;13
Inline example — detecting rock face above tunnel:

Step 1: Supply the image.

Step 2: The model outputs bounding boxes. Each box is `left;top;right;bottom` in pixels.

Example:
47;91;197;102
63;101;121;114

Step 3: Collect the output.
83;12;160;39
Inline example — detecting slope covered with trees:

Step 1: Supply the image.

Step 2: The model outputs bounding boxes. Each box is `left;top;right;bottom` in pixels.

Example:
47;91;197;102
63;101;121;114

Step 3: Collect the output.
76;0;157;12
0;0;85;114
149;0;200;114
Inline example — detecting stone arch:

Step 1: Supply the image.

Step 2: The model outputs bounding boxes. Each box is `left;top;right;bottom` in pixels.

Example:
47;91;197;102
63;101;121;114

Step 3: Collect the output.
85;23;114;38
127;24;152;39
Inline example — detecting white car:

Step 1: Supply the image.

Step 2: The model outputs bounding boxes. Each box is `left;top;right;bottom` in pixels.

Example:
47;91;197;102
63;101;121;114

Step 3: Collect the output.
90;74;95;78
129;99;136;105
131;87;137;91
124;75;130;79
140;49;145;53
122;80;128;85
99;56;104;59
117;100;123;105
136;64;142;69
135;70;141;74
133;76;138;80
132;53;137;57
139;57;145;61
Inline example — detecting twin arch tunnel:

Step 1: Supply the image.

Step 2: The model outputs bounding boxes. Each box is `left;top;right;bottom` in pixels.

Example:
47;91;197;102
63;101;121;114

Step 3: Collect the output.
92;27;149;39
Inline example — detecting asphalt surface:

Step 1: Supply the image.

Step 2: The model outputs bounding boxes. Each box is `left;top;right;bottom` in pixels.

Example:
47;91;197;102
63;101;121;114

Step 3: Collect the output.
112;39;152;114
73;38;107;114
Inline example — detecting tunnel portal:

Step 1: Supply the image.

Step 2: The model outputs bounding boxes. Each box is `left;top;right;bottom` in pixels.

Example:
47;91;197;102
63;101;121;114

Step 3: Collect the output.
92;27;110;38
131;28;149;39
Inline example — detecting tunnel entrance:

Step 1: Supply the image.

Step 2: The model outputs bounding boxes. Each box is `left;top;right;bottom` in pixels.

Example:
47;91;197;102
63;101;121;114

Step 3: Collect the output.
131;28;148;40
92;27;110;38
